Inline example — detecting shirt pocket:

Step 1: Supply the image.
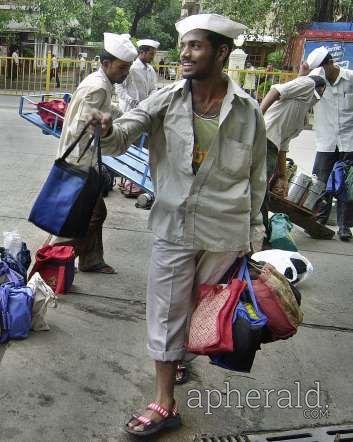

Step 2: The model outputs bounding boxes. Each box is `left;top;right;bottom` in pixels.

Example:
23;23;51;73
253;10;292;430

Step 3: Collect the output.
217;139;251;177
344;92;353;110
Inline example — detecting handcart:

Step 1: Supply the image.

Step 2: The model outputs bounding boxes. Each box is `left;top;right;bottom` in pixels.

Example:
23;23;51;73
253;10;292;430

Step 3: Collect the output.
19;93;154;195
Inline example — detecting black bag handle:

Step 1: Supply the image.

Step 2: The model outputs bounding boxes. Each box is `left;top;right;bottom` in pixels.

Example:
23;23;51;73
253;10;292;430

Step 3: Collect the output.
61;121;93;161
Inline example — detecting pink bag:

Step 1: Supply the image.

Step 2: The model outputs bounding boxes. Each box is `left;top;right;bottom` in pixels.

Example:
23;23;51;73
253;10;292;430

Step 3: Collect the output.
186;278;246;355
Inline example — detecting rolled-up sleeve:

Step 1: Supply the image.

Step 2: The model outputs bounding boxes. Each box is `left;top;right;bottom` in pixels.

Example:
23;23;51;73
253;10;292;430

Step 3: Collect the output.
250;107;267;241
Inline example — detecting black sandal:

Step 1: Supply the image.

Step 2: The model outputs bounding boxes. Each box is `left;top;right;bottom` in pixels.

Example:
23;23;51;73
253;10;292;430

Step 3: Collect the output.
125;401;181;437
175;363;189;385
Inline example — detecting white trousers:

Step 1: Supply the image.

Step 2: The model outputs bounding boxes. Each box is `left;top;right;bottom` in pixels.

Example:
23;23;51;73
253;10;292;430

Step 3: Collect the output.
146;237;240;361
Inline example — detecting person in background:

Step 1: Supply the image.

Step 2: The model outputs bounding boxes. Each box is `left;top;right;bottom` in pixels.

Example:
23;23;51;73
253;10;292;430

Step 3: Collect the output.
52;33;137;274
50;54;60;88
260;74;326;237
92;55;101;71
243;60;256;97
90;13;266;437
116;38;159;112
11;48;19;80
305;46;353;241
158;57;165;77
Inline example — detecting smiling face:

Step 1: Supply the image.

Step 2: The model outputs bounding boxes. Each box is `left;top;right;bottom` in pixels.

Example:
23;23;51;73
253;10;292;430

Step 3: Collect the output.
179;30;230;80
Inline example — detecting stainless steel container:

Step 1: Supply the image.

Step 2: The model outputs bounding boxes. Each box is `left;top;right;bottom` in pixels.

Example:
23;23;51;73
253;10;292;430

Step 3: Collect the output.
287;173;312;205
302;178;326;210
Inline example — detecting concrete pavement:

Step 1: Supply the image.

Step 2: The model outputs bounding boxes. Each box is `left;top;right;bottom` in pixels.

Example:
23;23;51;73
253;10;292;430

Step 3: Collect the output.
0;95;352;442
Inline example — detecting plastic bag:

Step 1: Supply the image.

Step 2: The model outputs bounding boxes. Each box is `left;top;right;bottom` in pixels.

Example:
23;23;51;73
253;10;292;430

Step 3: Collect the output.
27;272;57;331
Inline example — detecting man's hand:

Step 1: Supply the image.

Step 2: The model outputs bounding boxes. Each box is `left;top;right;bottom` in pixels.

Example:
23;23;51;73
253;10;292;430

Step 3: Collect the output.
271;176;288;198
298;61;310;76
89;109;113;137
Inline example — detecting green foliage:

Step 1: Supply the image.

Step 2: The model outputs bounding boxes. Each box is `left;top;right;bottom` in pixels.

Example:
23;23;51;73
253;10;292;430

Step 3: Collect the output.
267;49;285;68
167;47;180;62
91;0;116;41
17;0;92;42
137;0;180;49
109;7;131;34
200;0;314;40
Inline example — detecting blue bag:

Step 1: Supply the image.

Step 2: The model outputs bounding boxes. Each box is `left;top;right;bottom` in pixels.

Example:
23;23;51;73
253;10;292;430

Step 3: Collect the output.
0;243;31;282
0;261;24;287
28;124;102;238
326;160;353;201
210;258;268;373
0;284;33;343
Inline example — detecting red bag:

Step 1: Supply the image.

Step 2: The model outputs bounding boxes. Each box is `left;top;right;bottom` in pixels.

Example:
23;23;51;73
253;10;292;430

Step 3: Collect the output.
29;245;75;295
186;278;246;355
250;262;303;340
37;99;68;128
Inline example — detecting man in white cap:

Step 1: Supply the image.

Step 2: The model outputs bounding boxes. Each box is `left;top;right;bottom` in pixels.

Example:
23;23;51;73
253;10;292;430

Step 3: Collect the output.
54;33;137;274
90;13;266;436
305;46;353;241
260;74;326;237
116;38;160;111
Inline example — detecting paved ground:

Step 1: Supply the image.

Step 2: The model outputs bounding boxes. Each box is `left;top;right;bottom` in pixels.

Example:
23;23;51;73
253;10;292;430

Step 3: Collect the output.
0;95;352;442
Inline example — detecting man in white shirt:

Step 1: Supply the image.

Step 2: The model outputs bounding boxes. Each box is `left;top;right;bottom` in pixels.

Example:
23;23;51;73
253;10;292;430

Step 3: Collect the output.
116;39;159;112
53;33;137;273
11;48;19;80
90;14;266;437
260;75;326;235
306;47;353;241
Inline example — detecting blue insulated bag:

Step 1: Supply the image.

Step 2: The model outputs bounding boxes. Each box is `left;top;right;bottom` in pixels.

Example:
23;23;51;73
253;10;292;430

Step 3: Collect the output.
28;124;102;238
0;284;33;343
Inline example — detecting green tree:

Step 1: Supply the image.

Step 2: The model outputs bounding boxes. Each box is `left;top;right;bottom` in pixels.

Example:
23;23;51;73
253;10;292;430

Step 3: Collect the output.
18;0;91;42
137;0;180;49
109;7;131;34
201;0;353;40
117;0;171;36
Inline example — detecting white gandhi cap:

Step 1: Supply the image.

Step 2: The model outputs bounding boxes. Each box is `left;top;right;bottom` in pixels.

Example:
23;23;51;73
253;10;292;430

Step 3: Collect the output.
175;13;247;39
307;46;330;70
137;39;160;49
103;33;138;62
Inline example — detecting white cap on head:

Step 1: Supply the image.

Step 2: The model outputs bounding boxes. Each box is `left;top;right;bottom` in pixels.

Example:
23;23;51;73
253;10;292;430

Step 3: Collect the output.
175;13;246;39
103;32;138;62
307;46;329;70
137;39;160;49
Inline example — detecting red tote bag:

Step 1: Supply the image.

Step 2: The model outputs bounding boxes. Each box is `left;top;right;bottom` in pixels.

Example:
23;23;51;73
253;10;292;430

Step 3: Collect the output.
186;277;247;355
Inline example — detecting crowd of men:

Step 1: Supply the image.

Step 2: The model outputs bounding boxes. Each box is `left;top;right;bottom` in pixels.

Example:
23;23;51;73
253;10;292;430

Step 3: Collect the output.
53;13;352;438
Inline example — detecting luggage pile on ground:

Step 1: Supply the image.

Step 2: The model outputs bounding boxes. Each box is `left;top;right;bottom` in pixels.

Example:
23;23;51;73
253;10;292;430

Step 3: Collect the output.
0;232;74;344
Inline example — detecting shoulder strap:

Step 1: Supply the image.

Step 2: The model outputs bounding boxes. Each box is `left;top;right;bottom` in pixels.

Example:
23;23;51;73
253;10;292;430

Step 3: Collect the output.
61;121;92;161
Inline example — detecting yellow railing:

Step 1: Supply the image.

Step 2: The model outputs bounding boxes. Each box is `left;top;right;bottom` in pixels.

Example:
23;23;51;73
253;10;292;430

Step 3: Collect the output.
0;53;297;99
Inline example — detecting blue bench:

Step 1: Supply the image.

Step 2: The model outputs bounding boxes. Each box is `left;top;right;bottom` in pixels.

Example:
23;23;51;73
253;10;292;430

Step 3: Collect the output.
102;136;154;195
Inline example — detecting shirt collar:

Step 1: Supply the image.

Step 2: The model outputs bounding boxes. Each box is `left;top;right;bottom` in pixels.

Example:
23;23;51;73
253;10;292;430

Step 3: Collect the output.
171;75;250;99
98;67;114;91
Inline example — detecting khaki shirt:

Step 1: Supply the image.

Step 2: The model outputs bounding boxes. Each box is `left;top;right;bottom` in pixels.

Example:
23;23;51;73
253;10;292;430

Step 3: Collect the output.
264;76;317;151
116;58;158;112
102;77;267;252
57;67;122;164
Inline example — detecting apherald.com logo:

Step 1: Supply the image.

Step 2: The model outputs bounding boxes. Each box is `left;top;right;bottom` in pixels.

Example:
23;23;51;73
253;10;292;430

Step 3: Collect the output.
187;381;329;419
